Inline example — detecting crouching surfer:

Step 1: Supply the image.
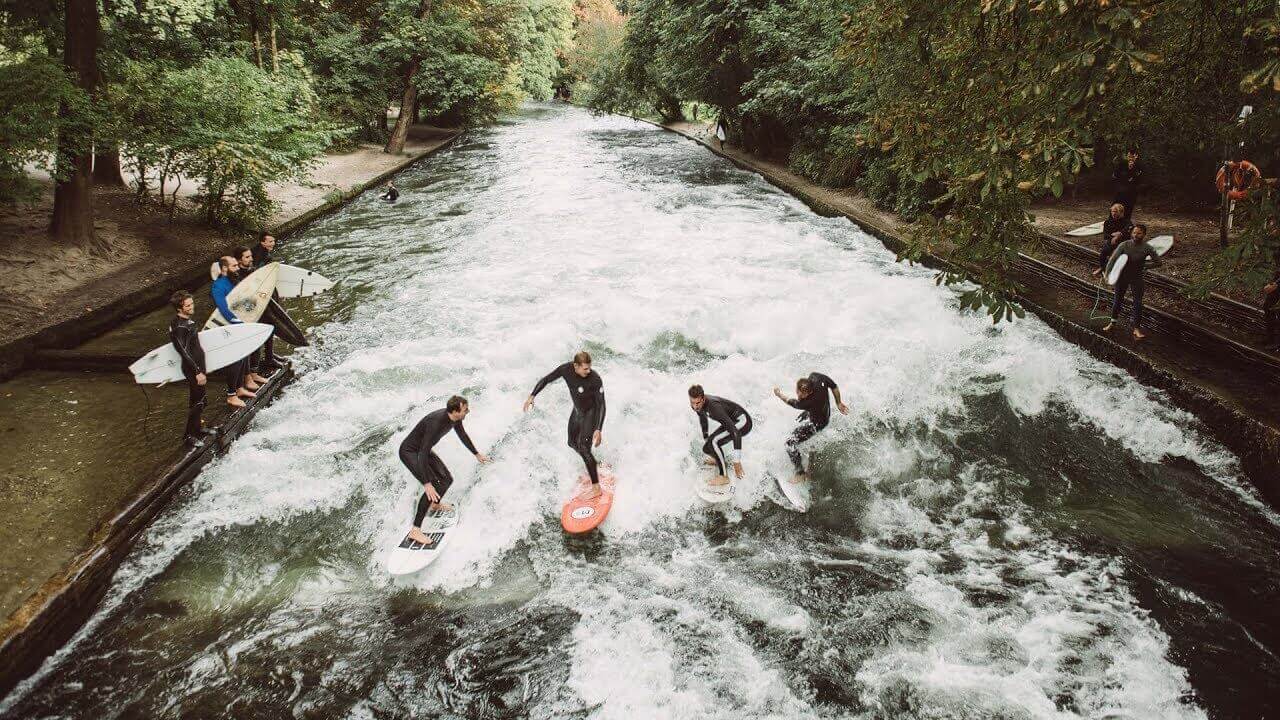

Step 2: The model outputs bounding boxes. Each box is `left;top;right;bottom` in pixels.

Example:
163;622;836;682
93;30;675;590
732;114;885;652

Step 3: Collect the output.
772;372;848;483
400;395;490;544
524;351;606;500
689;384;751;486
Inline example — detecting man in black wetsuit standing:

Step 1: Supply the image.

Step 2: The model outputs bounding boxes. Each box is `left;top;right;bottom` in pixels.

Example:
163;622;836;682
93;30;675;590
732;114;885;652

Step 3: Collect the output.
400;395;490;544
524;351;606;500
168;290;210;448
773;372;849;483
689;384;751;486
1104;223;1161;340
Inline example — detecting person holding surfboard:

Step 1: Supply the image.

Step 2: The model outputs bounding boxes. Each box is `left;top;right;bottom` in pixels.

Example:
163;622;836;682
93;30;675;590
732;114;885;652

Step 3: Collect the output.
689;385;751;487
1104;223;1161;340
399;396;490;545
168;290;210;447
211;255;258;408
1093;203;1133;278
773;372;849;483
524;351;607;500
229;248;272;387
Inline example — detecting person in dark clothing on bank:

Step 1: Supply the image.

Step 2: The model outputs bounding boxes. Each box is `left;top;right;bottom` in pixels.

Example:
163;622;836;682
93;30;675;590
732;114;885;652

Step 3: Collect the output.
524;351;607;500
689;384;752;486
1093;203;1134;278
168;290;213;448
381;182;399;203
399;396;490;544
1104;223;1161;340
773;372;849;482
1112;147;1144;221
1264;266;1280;352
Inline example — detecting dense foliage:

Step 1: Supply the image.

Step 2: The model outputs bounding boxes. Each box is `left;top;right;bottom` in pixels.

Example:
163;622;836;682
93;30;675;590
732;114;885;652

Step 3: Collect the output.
581;0;1280;318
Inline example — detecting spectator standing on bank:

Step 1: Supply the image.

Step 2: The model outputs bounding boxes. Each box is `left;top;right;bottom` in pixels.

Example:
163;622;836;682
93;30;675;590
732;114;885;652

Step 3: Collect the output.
1112;147;1145;221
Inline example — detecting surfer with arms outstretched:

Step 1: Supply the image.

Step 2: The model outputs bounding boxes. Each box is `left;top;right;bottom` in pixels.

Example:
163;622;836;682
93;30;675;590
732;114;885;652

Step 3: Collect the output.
773;372;848;483
689;385;751;486
524;351;606;500
400;395;490;544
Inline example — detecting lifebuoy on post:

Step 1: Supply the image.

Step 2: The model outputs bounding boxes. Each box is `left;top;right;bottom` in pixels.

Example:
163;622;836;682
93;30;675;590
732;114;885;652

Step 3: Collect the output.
1216;160;1262;200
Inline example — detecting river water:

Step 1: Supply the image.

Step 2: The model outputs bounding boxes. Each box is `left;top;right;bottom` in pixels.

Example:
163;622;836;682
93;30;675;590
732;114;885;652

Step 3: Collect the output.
5;104;1279;719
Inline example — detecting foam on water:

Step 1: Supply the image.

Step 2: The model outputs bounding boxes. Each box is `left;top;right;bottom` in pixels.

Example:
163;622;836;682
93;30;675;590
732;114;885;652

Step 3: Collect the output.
7;105;1274;719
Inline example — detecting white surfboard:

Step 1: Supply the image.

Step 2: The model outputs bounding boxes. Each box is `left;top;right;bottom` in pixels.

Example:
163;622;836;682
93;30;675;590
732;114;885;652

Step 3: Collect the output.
205;262;280;328
697;479;734;504
1067;220;1106;237
773;474;811;512
275;263;335;299
129;323;274;384
1107;236;1172;286
386;508;459;576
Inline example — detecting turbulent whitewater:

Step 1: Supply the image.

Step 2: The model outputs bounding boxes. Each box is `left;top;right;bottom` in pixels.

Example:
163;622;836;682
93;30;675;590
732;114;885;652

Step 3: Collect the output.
5;104;1279;719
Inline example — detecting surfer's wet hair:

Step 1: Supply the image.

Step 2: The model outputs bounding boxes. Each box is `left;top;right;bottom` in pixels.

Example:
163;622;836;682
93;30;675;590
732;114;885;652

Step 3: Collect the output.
573;351;592;366
688;384;705;399
446;395;468;413
796;377;812;395
170;290;192;310
234;246;251;260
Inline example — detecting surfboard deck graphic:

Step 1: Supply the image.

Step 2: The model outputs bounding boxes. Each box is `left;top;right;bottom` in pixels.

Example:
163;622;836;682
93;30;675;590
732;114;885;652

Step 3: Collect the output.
561;465;616;534
386;507;459;575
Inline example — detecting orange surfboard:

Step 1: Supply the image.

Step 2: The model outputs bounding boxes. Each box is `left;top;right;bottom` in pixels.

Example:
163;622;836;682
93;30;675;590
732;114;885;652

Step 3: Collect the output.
561;465;616;535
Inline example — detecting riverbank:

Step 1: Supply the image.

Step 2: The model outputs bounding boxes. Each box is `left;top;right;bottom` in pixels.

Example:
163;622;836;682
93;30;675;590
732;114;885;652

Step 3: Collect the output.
0;126;460;699
660;120;1280;503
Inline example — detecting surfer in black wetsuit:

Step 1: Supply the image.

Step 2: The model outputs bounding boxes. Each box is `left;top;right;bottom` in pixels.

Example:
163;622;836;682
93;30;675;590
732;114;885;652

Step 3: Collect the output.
689;384;751;485
1104;223;1161;340
400;396;490;543
773;372;849;482
251;232;275;268
231;247;271;386
380;181;399;203
168;290;210;448
524;351;606;500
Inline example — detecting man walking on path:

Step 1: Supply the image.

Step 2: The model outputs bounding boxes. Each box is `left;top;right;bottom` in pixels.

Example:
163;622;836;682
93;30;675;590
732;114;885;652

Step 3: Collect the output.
1112;148;1144;221
524;351;607;500
168;290;211;448
399;396;490;544
1104;224;1161;340
773;372;849;482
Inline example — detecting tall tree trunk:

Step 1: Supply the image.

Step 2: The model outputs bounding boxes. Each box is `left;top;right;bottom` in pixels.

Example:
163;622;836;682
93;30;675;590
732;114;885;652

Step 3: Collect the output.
385;0;432;154
253;29;263;68
93;145;125;185
51;0;102;251
269;14;279;72
412;95;421;125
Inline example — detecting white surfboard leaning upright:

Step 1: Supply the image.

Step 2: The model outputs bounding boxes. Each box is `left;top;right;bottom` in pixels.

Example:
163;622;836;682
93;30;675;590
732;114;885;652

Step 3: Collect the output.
386;507;460;576
129;323;274;385
1066;220;1106;237
1107;235;1173;286
275;263;335;299
205;262;280;328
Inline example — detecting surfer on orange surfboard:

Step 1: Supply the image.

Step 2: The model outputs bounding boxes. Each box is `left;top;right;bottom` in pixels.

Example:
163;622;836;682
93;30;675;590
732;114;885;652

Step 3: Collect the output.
524;351;607;500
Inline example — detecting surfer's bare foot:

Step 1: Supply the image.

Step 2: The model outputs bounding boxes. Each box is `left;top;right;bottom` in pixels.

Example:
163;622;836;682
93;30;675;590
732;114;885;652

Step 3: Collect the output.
1091;269;1102;277
430;501;455;513
703;456;717;466
236;387;256;399
249;372;268;384
407;528;430;543
243;377;260;391
1102;322;1114;332
580;485;602;500
226;395;246;408
1133;329;1146;340
709;475;730;486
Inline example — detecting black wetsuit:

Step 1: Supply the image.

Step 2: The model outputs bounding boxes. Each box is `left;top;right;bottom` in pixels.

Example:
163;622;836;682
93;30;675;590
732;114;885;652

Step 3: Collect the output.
1112;161;1144;220
168;315;207;439
1098;216;1133;273
531;363;606;484
784;372;839;473
399;408;478;527
1107;240;1161;329
695;395;752;476
251;245;281;365
251;243;272;268
382;187;399;202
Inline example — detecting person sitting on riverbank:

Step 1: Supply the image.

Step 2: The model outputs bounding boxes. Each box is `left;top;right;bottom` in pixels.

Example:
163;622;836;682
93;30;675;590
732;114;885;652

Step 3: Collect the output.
168;290;211;448
381;181;399;203
773;372;849;484
1093;203;1133;278
1104;223;1161;340
1112;147;1144;220
399;396;490;545
211;255;258;408
689;385;751;486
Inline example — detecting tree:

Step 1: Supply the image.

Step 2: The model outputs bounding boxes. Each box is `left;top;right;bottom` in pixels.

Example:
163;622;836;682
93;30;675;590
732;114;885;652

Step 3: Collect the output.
50;0;105;251
386;0;433;154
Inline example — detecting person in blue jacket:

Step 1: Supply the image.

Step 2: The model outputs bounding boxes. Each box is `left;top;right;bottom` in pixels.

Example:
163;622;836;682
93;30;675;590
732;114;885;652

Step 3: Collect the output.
211;255;258;408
